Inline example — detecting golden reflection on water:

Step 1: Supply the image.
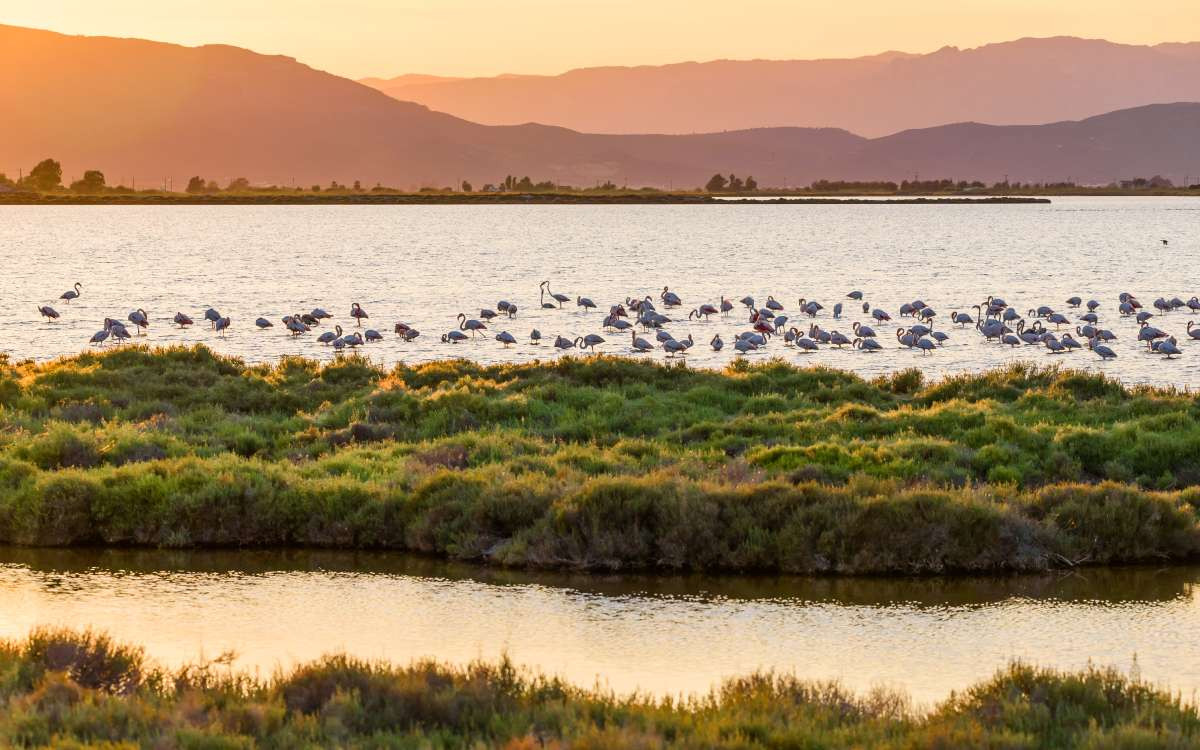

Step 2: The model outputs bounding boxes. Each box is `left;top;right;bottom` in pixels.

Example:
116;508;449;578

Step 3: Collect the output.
0;548;1197;705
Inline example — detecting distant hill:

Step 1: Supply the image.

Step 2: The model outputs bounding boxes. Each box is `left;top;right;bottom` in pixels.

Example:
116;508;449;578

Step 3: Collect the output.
363;37;1200;137
2;25;1198;188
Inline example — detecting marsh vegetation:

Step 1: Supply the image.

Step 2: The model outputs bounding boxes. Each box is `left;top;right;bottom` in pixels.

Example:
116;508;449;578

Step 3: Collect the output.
0;627;1197;748
0;346;1197;572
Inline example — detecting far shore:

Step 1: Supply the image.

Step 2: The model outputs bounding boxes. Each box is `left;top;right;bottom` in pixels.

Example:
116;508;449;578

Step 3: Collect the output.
0;191;1054;206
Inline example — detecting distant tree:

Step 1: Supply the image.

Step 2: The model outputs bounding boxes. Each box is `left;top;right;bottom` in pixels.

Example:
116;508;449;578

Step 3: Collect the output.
311;184;321;192
353;180;362;192
744;175;758;191
705;173;728;192
70;169;106;194
205;181;219;193
185;176;205;193
461;180;473;193
515;176;534;191
226;177;250;191
0;173;14;187
728;174;744;191
28;159;63;192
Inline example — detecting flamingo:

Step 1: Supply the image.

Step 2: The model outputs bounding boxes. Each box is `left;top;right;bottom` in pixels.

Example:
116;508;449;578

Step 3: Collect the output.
318;325;344;345
541;281;570;308
458;313;487;337
38;305;59;321
733;337;758;355
127;308;149;334
1156;337;1182;359
1090;339;1117;360
350;303;368;326
663;336;689;357
60;282;82;303
174;312;194;327
576;334;605;351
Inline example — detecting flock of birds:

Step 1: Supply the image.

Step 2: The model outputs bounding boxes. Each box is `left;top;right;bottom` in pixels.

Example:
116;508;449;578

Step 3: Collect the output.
36;279;1200;362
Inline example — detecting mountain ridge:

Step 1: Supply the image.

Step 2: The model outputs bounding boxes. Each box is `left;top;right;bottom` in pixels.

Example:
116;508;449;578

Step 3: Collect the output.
362;36;1200;137
2;24;1197;189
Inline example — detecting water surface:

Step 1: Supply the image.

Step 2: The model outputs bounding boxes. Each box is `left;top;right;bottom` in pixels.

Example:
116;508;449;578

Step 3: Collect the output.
2;548;1196;705
4;197;1200;387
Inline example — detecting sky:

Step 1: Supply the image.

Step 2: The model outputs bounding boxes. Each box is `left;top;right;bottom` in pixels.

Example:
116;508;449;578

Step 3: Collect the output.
4;0;1200;79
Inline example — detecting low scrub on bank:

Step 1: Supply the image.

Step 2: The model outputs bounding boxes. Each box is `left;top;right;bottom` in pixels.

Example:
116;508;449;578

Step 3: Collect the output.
0;346;1198;572
0;627;1196;748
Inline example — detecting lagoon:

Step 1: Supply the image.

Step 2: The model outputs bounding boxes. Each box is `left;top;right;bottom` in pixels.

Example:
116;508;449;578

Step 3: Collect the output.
2;548;1197;706
5;197;1200;387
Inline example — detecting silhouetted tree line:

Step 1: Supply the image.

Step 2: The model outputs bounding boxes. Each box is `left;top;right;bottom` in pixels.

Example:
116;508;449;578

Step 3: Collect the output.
704;173;758;192
4;157;1195;196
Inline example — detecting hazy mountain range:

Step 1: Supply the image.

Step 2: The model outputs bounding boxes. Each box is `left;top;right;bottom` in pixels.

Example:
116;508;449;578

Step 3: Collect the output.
2;24;1198;189
361;37;1200;138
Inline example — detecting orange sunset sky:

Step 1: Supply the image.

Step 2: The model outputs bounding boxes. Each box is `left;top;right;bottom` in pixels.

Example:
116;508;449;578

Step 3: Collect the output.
4;0;1200;79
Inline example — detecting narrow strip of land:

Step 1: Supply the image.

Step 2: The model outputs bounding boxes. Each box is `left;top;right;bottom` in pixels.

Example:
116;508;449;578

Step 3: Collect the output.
0;192;1050;205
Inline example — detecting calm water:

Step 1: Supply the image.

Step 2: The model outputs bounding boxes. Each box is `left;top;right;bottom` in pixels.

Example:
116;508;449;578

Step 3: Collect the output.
4;198;1200;387
1;548;1197;705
